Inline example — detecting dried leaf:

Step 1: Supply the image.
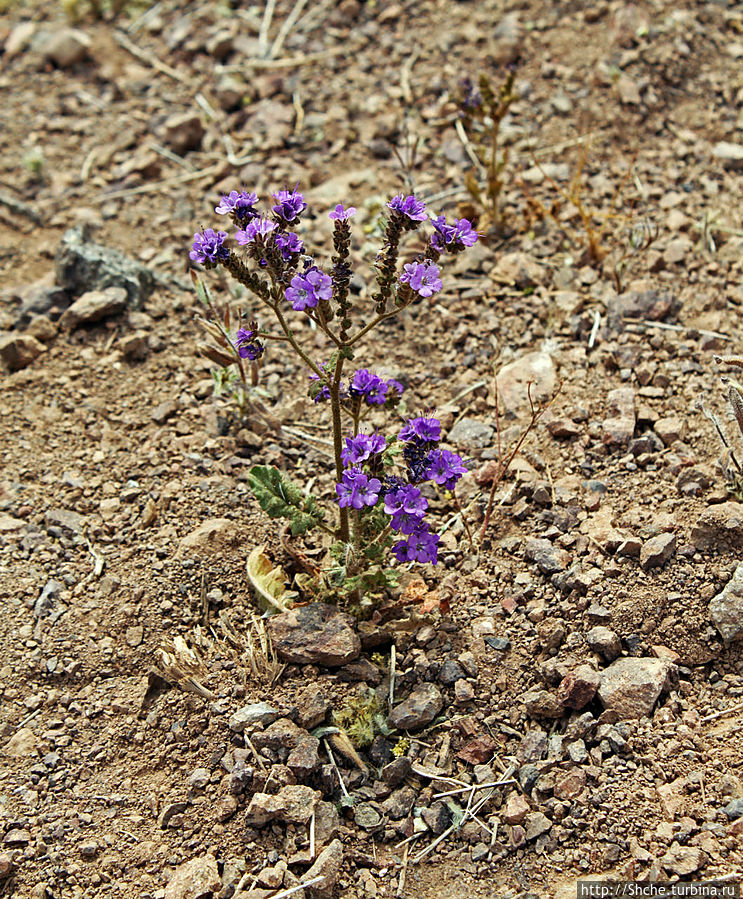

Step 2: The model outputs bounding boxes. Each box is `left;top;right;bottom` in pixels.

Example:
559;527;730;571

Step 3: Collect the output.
246;545;298;614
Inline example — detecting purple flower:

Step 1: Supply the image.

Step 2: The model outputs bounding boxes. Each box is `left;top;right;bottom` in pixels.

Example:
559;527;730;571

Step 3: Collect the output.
383;485;428;517
336;468;381;510
349;369;388;406
272;187;307;223
285;266;333;312
190;229;229;265
341;432;387;466
399;417;442;443
387;194;427;222
451;218;479;248
329;203;356;220
425;449;468;490
399;261;442;298
429;214;457;250
275;231;304;261
392;525;440;564
235;217;277;245
234;327;264;360
215;190;259;219
387;379;404;397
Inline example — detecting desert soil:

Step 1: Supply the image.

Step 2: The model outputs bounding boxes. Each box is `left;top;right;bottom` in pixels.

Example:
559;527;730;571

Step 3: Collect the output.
1;0;743;897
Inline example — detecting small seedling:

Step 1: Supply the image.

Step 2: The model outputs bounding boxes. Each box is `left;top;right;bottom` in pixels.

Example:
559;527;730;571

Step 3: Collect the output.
455;69;519;238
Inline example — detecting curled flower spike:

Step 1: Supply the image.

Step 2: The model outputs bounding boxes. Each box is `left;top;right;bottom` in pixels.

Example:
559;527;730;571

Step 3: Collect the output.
190;229;229;266
234;326;264;360
275;231;304;261
235;217;277;245
285;266;332;311
272;187;307;223
387;194;427;222
215;190;258;219
329;203;357;221
399;261;442;298
429;214;479;251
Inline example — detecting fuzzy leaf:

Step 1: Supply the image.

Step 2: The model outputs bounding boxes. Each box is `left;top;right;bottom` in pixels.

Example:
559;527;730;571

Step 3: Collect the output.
248;466;324;536
246;545;298;614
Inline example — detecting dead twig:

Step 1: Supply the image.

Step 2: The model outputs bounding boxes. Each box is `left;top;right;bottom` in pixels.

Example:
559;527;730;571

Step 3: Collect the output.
113;30;187;83
700;700;743;723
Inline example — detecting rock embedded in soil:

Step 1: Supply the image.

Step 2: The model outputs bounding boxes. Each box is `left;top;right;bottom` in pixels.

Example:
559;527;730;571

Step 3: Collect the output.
302;838;344;899
245;785;320;826
55;226;154;306
524;538;570;574
597;657;675;719
708;561;743;643
661;844;707;876
640;532;676;571
164;854;221;899
40;28;91;67
229;702;280;732
0;333;46;371
162;112;205;154
3;728;39;758
496;352;556;418
602;387;636;447
557;665;600;710
713;141;743;170
267;603;361;667
176;518;240;559
691;502;743;551
523;690;562;719
447;417;494;449
586;626;622;661
388;683;443;731
59;287;128;330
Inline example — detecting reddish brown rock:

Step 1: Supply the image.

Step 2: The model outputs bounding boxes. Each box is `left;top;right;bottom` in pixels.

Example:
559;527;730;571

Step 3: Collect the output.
267;603;360;667
557;665;600;710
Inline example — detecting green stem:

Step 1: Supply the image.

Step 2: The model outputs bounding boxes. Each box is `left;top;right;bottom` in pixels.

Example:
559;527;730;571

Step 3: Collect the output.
330;352;349;542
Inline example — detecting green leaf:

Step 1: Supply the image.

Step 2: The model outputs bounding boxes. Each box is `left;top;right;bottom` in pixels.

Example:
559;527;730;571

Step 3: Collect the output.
247;466;324;535
246;545;298;614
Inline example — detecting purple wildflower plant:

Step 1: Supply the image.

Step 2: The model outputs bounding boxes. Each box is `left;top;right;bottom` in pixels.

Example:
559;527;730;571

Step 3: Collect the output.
190;229;229;266
272;187;307;223
399;417;442;444
349;369;388;406
399;261;442;298
329;203;356;220
392;525;440;565
387;194;427;222
425;448;468;490
285;266;333;312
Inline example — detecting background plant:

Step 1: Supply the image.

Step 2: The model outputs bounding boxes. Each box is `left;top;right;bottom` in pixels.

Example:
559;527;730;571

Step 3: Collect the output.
190;188;478;611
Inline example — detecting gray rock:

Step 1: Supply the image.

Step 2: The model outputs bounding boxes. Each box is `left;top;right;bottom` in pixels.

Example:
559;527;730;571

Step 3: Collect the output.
724;798;743;820
524;538;570;574
381;785;416;819
41;28;91;67
388;683;443;731
34;580;63;619
302;838;343;899
314;800;340;845
690;502;743;551
438;659;465;685
55;226;154;306
598;657;675;719
15;284;70;327
267;603;360;667
496;352;556;418
45;508;86;535
245;784;320;826
661;843;706;876
587;626;622;661
421;800;451;834
713;141;743;170
448;417;494;448
164;854;221;899
380;756;412;786
60;287;128;329
524;811;551;840
353;802;382;830
709;561;743;643
229;702;281;733
0;333;45;371
187;767;210;790
517;729;548;763
606;289;677;329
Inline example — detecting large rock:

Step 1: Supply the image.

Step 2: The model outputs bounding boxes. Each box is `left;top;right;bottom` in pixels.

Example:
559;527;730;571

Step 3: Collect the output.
447;417;494;448
0;333;46;370
245;784;320;826
496;352;556;418
59;287;128;330
267;603;360;667
598;658;675;719
228;702;280;732
557;666;600;710
640;532;676;571
41;28;91;67
388;683;443;731
709;561;743;643
55;226;154;306
164;854;221;899
690;503;743;552
3;728;39;758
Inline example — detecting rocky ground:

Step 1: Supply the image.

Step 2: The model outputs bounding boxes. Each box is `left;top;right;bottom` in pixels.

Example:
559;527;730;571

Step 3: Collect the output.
2;0;743;897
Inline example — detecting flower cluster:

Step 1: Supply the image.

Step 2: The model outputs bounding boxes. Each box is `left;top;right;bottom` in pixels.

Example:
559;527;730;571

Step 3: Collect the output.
233;325;264;361
286;266;332;312
309;366;404;406
429;215;479;252
333;416;468;566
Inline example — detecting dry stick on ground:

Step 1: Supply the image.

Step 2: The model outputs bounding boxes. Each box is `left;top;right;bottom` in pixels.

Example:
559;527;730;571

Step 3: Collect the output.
99;164;223;201
323;739;351;800
396;844;410;898
700;700;743;723
270;0;310;58
268;877;325;899
389;644;396;708
114;30;188;83
258;0;278;57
